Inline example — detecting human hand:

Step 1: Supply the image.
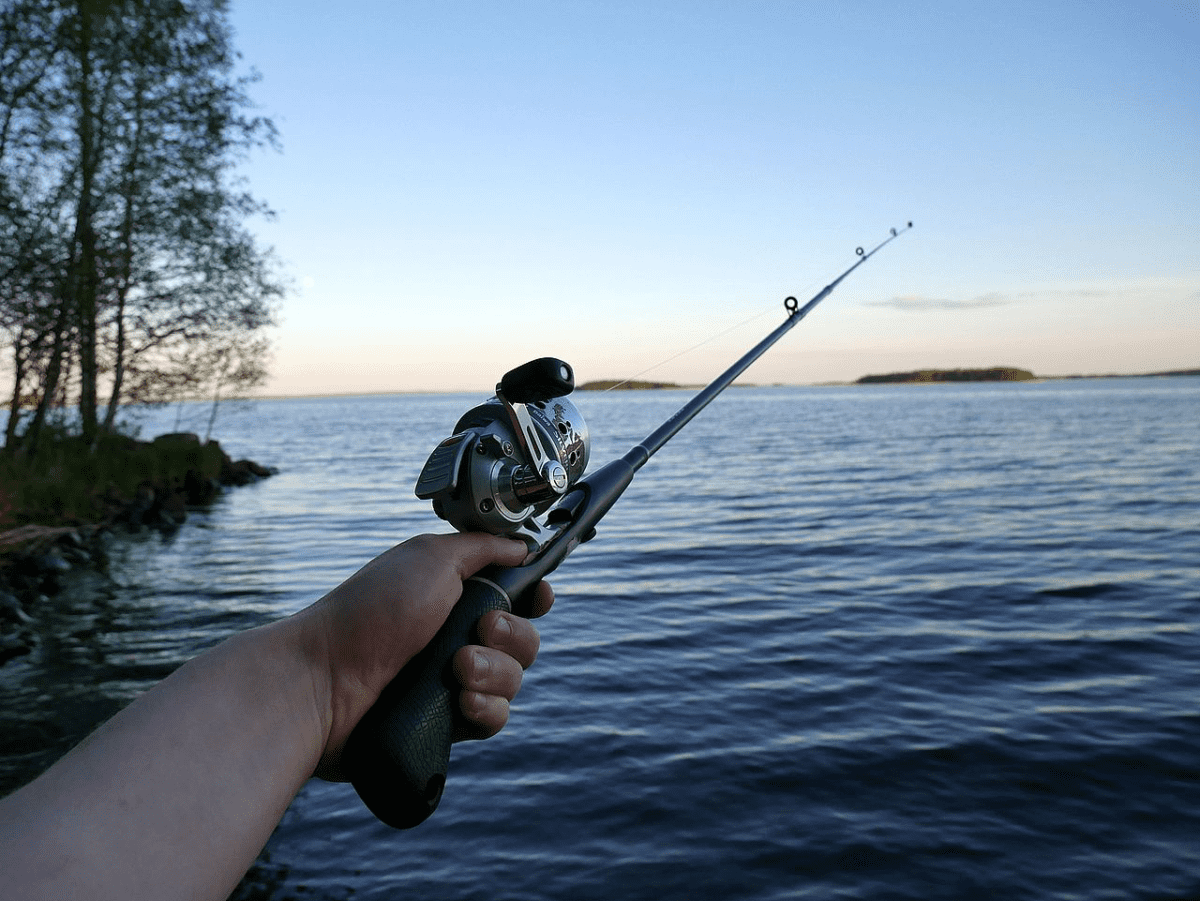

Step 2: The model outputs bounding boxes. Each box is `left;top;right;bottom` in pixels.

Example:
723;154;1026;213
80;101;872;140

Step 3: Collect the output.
0;532;553;901
301;533;554;780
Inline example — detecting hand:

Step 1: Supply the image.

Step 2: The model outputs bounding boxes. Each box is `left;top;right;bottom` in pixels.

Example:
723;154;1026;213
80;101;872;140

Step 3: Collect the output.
302;533;554;780
0;531;554;901
452;606;552;742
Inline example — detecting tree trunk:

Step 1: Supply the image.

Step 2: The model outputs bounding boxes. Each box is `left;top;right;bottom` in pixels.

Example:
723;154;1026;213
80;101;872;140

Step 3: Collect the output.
102;72;146;434
22;303;69;458
101;288;126;432
4;328;30;453
74;2;99;446
204;382;221;443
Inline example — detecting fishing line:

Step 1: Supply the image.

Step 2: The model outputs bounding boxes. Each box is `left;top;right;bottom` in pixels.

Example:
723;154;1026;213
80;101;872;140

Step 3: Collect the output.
601;273;830;395
346;221;912;830
600;305;778;394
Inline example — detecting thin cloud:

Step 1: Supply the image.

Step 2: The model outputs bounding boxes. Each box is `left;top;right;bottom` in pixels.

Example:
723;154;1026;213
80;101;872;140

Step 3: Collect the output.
870;282;1194;313
868;293;1011;311
1014;287;1111;301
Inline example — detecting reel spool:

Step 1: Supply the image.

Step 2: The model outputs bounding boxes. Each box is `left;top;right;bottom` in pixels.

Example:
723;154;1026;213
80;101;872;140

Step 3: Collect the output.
414;357;589;550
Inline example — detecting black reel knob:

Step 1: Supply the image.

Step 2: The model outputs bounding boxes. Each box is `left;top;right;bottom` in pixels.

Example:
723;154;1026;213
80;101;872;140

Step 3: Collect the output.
498;357;574;404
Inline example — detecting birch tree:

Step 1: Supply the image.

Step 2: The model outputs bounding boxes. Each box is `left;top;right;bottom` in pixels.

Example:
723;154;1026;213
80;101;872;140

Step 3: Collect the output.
0;0;281;452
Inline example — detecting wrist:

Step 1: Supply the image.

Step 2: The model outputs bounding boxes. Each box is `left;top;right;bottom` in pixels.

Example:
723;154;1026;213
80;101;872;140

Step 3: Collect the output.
283;602;338;775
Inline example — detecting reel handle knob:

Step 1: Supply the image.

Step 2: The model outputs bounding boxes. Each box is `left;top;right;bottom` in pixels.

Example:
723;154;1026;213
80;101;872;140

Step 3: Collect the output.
498;357;574;404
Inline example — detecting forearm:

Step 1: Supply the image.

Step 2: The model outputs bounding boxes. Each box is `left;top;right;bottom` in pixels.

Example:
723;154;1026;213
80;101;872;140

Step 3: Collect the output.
0;533;549;901
0;612;331;901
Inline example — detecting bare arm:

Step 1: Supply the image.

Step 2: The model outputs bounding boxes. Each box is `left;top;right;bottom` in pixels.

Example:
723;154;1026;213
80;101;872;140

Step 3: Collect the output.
0;533;552;901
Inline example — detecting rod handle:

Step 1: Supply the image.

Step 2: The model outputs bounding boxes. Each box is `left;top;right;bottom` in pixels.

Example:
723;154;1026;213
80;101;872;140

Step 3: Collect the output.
344;577;510;829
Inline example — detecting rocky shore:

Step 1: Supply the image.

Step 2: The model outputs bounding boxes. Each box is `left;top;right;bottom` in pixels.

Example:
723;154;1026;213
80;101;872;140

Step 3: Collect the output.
0;433;275;666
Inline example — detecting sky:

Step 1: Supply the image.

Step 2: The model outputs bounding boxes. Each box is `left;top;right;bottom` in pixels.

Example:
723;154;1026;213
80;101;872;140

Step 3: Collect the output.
226;0;1200;395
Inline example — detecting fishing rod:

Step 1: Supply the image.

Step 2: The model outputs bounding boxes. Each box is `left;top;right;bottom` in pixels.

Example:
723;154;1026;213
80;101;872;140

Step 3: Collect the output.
343;222;914;829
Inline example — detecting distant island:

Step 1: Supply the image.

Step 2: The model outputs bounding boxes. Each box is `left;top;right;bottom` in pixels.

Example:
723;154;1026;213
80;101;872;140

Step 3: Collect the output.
855;367;1198;385
578;379;685;391
1056;368;1199;380
575;367;1197;392
857;367;1036;384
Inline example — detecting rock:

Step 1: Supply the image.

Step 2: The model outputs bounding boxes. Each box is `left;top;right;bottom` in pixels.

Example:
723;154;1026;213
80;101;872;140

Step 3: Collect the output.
0;432;275;670
60;529;86;550
61;542;94;567
220;458;274;486
0;590;31;624
0;633;33;665
124;483;157;525
152;432;202;445
247;460;276;478
159;490;188;526
2;549;69;593
35;552;71;573
184;469;222;505
0;618;33;667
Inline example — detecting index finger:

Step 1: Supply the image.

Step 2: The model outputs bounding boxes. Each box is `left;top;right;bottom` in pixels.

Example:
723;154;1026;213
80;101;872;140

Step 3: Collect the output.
434;534;554;619
433;532;530;579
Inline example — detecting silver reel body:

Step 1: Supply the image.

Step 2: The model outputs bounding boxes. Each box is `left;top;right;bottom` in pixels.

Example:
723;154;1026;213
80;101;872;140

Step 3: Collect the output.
415;359;589;550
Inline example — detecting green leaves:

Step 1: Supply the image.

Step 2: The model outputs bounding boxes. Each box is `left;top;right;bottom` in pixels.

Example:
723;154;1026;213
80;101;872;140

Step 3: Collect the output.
1;0;282;448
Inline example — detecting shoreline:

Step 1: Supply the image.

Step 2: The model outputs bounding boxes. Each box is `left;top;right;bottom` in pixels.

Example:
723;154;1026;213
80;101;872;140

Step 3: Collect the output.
240;368;1199;400
11;370;1193;409
0;432;275;666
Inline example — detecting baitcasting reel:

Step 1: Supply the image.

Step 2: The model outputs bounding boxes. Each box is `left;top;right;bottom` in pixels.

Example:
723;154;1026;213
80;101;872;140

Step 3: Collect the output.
414;358;589;551
349;224;913;831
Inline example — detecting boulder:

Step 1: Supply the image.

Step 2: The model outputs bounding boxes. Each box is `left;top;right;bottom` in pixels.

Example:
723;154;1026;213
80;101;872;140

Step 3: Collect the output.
220;458;275;486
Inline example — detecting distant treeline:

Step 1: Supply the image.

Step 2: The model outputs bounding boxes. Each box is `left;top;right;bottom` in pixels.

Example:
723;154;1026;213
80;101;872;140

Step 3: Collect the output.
1058;369;1200;379
580;367;1197;391
578;380;684;391
857;368;1037;384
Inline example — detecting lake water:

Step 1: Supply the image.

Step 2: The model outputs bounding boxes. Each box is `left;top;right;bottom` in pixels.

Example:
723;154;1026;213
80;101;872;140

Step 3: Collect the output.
2;377;1198;900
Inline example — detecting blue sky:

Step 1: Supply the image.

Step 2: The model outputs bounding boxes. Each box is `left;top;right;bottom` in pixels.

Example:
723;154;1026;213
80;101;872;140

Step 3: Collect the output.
228;0;1199;394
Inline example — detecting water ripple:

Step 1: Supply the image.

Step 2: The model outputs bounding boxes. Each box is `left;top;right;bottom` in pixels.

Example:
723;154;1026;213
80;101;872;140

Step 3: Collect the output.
2;380;1199;900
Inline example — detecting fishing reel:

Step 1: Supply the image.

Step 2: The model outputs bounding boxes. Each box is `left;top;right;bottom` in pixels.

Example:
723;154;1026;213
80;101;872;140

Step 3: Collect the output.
414;358;590;551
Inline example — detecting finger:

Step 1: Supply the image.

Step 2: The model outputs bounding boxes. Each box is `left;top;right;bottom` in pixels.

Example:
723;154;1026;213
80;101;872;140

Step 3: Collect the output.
452;645;525;699
527;580;555;619
437;532;529;579
475;610;541;670
457;691;509;740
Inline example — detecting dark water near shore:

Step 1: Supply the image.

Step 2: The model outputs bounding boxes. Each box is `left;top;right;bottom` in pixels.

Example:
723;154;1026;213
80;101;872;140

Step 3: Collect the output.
2;378;1199;900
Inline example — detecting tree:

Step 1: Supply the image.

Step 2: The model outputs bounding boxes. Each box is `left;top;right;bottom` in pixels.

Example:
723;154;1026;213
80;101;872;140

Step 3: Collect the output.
0;0;280;453
0;0;67;449
189;329;271;442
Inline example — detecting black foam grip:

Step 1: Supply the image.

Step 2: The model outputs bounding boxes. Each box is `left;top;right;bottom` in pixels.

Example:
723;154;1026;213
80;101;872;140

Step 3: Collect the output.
499;357;574;403
345;577;511;829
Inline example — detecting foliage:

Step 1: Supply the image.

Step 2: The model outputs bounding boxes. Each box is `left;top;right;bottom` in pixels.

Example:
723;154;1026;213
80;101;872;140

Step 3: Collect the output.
856;367;1037;384
0;426;227;528
0;0;281;452
577;379;684;390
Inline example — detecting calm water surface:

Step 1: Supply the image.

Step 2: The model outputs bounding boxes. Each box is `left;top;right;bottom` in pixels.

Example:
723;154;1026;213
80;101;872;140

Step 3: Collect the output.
2;378;1198;900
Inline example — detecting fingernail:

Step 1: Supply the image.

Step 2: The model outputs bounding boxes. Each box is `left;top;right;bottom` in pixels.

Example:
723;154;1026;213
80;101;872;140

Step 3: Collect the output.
473;650;491;677
465;691;486;716
494;614;513;640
